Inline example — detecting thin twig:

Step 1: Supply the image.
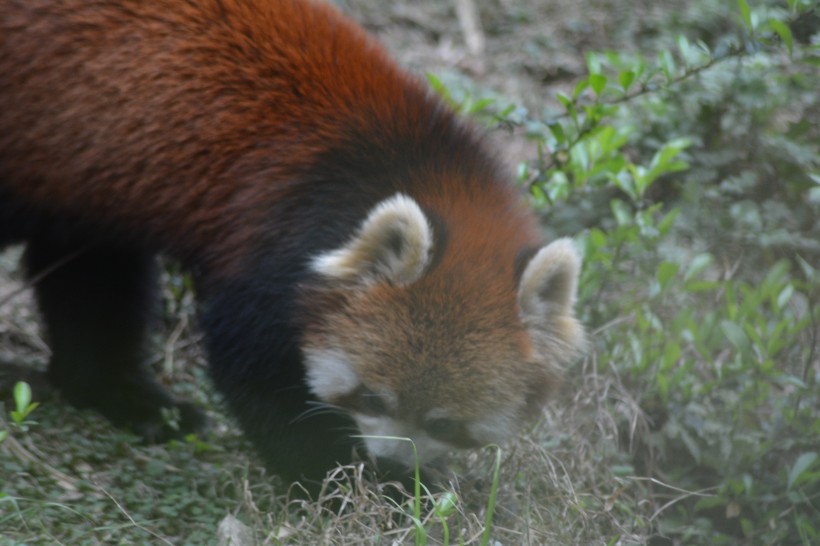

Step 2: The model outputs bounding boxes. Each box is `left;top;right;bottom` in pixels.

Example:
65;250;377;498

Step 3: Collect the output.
0;246;91;309
454;0;485;57
98;486;176;546
526;45;747;190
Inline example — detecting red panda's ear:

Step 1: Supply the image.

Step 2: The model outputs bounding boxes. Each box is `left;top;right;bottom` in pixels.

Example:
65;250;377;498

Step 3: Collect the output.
311;193;433;286
518;238;583;347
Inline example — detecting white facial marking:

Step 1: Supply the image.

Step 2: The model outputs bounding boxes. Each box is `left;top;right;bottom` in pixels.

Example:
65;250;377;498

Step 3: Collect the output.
302;348;359;401
365;387;399;414
354;414;449;466
467;409;519;445
424;407;454;420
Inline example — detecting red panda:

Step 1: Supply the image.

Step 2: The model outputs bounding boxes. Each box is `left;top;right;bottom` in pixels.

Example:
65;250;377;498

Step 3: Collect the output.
0;0;584;492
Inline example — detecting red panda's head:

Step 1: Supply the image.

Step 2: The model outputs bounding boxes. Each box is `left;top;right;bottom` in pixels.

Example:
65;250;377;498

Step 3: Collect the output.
301;193;584;468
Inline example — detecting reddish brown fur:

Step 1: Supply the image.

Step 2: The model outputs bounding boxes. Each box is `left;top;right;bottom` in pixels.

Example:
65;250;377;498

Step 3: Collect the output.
1;0;447;273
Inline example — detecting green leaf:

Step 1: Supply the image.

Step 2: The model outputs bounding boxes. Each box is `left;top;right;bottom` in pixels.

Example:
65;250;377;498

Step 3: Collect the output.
774;374;807;389
654;138;692;165
589;228;607;250
721;320;749;353
776;285;794;310
679;426;702;464
610;199;633;227
685;280;720;292
548;122;566;145
498;104;517;118
556;93;578;126
694;39;712;59
676;35;693;67
684;253;713;282
657;208;680;236
426;72;444;91
573;79;589;100
662;342;681;371
14;381;32;415
435;491;458;518
466;97;495;115
586;52;602;75
481;446;503;546
763;259;790;292
0;430;7;443
529;184;547;207
742;322;763;353
611;464;635;476
737;0;752;30
657;261;680;290
656;370;669;398
769;19;794;55
615;164;639;201
426;73;458;109
795;254;817;283
590;73;608;97
767;320;790;356
619;70;635;93
803;55;820;67
658;50;676;82
788;452;818;490
725;282;737;321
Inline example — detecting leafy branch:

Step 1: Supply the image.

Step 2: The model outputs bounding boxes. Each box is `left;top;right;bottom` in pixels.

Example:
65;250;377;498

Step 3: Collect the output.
524;1;813;200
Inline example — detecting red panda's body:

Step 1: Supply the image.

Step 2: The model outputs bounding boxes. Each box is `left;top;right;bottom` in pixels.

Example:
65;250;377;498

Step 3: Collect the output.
0;0;583;492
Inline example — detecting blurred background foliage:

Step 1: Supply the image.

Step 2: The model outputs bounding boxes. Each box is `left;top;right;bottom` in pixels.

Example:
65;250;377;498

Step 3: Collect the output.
501;0;820;542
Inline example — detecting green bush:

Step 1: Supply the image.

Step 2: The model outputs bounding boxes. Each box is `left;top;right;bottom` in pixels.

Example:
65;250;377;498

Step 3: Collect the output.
493;0;820;542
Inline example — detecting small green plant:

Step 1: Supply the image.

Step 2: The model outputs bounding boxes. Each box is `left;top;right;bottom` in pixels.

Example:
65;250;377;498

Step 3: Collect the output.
7;381;40;433
433;490;458;546
353;435;428;545
480;446;502;546
168;433;221;454
357;435;505;546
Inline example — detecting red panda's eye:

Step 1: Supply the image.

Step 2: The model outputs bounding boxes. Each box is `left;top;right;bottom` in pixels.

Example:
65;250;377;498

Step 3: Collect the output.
425;418;480;448
425;418;460;440
359;390;389;416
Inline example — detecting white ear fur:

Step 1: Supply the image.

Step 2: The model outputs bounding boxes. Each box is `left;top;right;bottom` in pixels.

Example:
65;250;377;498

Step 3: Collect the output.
518;238;581;319
311;193;433;285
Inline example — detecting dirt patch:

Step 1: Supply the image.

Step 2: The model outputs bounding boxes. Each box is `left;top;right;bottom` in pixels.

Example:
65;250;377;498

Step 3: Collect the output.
345;0;672;107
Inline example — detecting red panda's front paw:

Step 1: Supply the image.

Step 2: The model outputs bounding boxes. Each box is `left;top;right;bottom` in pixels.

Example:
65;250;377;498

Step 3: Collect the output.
131;400;209;444
418;457;458;492
50;367;208;444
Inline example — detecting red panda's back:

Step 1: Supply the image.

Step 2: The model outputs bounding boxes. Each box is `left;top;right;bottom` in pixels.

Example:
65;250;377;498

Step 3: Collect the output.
0;0;432;262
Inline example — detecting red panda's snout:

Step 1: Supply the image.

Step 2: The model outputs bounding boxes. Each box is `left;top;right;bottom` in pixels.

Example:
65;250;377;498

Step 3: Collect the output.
301;193;585;467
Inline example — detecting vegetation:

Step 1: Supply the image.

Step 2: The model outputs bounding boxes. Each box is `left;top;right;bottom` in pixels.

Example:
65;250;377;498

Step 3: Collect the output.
532;0;820;542
1;0;818;543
